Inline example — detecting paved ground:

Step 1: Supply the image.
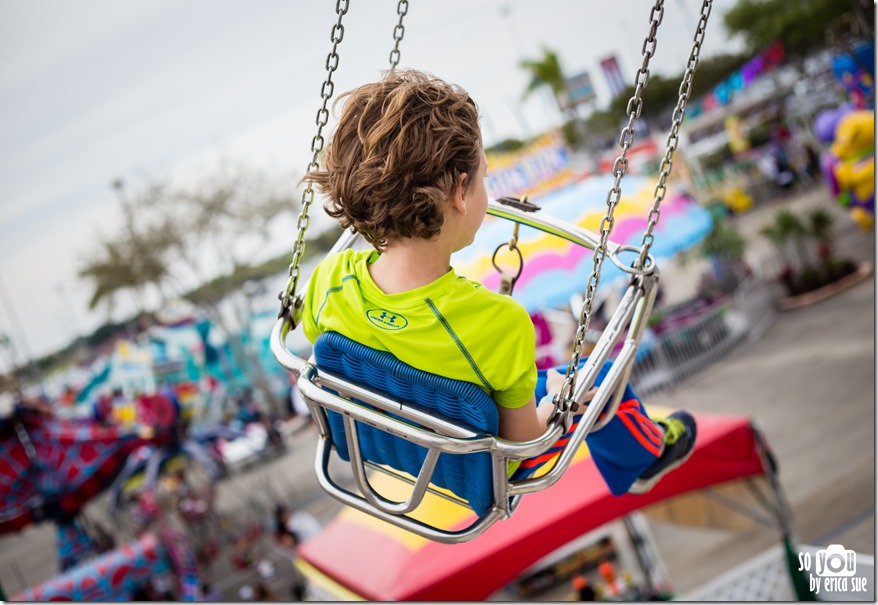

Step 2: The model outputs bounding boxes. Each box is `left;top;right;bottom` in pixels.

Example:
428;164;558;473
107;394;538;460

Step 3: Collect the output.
649;274;875;593
645;187;875;594
0;185;874;599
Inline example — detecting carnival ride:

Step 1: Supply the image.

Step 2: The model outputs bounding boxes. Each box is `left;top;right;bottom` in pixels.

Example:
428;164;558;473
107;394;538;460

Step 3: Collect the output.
0;394;220;600
8;531;201;602
0;403;158;537
1;303;291;599
451;174;714;315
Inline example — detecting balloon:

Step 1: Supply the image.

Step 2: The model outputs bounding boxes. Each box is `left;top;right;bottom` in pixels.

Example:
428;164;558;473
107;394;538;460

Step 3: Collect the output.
813;106;852;143
825;110;875;230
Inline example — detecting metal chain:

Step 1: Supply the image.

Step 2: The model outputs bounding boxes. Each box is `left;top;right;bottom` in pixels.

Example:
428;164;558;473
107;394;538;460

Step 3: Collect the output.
637;0;712;269
279;0;349;320
389;0;408;69
554;0;666;414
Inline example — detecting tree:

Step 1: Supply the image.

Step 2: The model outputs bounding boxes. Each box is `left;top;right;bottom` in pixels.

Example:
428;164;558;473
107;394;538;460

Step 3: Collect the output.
485;138;526;154
519;47;585;148
79;182;181;317
701;218;749;293
582;109;621;152
761;208;817;295
520;48;567;106
808;208;835;262
79;164;300;417
164;165;302;417
774;209;813;271
723;0;859;61
606;53;751;127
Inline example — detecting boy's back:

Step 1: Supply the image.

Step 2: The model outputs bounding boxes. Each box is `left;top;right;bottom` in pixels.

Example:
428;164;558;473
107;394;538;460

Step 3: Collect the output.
303;248;537;410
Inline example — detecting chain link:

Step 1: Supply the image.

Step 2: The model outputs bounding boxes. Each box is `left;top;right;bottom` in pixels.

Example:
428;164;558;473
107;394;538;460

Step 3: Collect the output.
279;0;349;320
637;0;712;269
389;0;409;69
553;0;666;416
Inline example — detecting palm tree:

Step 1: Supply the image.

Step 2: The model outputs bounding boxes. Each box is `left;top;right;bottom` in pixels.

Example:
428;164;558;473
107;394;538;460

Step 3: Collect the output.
760;216;800;294
807;208;835;262
700;220;748;293
761;208;834;295
81;168;298;418
78;218;179;318
79;239;144;317
520;48;581;146
520;48;567;104
774;209;813;272
760;222;787;261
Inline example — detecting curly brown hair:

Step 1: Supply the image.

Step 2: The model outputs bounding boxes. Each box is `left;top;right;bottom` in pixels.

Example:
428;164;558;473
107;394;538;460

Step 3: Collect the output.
304;69;482;250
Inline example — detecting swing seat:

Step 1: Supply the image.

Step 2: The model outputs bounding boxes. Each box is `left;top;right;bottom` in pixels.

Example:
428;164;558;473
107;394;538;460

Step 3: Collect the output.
280;261;660;542
314;331;499;516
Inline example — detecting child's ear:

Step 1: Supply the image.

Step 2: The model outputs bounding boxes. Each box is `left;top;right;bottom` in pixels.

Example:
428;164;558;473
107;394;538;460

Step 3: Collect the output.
452;172;469;214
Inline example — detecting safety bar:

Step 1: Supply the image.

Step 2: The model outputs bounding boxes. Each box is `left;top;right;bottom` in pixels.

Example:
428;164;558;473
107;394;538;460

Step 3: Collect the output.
270;201;661;542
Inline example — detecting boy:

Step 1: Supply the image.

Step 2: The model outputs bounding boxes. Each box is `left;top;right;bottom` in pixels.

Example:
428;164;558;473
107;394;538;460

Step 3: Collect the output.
301;69;695;495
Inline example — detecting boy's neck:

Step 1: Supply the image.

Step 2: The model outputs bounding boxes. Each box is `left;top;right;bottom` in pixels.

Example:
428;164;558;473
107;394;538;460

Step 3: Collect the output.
369;237;453;295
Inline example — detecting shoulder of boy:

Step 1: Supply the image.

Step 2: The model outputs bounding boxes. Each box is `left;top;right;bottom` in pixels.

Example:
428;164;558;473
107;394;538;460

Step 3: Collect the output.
476;286;535;345
312;249;354;281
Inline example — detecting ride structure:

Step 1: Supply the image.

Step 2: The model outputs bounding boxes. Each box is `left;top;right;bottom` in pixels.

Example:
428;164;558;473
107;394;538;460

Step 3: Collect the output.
271;0;716;543
0;402;164;537
0;391;231;598
8;530;201;602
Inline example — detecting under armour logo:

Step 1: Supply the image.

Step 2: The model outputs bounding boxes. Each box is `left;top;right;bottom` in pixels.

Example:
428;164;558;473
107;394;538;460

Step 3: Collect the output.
366;308;409;330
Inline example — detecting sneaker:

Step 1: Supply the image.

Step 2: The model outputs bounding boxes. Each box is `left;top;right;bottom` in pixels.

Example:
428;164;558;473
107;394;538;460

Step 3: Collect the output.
628;410;697;494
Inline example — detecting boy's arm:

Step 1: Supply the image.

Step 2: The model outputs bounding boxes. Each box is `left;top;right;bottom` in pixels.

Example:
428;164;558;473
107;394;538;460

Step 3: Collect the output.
496;370;597;442
497;396;553;442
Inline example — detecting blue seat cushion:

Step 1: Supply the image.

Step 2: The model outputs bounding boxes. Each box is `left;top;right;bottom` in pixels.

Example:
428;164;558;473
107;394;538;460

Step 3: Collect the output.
313;332;499;516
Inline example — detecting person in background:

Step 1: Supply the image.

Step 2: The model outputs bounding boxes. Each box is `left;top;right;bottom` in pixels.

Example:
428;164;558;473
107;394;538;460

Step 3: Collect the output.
275;503;322;546
288;372;313;428
253;583;281;601
572;573;597;601
598;558;627;597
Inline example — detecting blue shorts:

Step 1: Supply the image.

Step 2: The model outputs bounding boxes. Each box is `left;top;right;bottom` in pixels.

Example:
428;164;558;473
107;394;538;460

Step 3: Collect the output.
534;359;664;495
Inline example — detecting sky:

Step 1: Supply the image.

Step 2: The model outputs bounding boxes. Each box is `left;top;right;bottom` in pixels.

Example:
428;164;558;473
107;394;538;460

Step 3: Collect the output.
0;0;741;368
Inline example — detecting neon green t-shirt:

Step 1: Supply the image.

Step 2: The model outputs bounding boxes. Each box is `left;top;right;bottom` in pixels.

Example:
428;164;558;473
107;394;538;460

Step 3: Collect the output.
302;249;537;410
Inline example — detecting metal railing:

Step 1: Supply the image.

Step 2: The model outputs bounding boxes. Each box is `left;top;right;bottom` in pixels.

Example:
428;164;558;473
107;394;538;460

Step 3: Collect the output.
629;272;776;396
